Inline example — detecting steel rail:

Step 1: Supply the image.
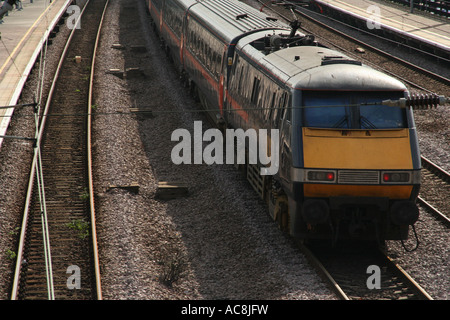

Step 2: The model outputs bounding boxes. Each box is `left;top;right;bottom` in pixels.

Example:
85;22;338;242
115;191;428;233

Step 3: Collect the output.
10;0;102;300
418;196;450;226
297;241;350;300
300;240;433;300
87;0;110;301
419;156;450;226
421;156;450;183
383;254;434;300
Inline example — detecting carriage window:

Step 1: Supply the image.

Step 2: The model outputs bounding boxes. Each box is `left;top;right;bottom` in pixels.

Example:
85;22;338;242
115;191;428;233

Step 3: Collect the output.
216;52;221;76
238;65;245;94
251;77;261;105
268;92;276;121
212;51;217;76
285;95;292;122
231;54;239;76
280;92;288;120
272;92;282;128
206;46;211;68
216;51;222;75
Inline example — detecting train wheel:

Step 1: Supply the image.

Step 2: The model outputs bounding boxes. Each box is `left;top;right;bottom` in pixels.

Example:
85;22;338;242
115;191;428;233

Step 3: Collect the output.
275;195;289;233
190;82;200;102
180;71;189;88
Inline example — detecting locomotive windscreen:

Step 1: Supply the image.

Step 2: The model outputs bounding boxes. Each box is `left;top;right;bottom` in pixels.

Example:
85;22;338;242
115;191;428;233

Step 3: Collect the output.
301;91;407;129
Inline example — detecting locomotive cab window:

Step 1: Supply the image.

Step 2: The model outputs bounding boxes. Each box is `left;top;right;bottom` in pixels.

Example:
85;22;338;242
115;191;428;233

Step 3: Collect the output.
301;91;407;129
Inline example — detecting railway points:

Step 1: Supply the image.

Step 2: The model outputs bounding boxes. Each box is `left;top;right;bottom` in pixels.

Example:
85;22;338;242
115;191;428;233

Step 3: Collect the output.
0;0;72;148
310;0;450;58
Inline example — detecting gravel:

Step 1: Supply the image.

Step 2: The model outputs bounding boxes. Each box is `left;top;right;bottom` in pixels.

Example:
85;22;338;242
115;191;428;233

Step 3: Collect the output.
91;0;334;300
0;0;447;301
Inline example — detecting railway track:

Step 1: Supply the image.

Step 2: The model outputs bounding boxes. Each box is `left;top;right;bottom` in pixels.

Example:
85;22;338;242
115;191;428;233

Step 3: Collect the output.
300;241;433;300
10;0;107;300
419;157;450;226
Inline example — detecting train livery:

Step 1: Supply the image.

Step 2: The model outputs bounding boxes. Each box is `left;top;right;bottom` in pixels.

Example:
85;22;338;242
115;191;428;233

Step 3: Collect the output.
145;0;421;244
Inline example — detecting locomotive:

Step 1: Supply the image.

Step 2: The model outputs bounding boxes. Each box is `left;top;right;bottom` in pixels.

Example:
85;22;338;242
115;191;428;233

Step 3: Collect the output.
145;0;421;244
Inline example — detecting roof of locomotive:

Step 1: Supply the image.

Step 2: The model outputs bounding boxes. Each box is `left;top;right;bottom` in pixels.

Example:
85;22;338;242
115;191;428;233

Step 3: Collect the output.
187;0;288;43
281;47;406;91
238;38;407;92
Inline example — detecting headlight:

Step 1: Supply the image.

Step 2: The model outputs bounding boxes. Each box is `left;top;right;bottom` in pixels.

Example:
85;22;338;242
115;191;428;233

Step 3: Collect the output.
306;170;336;183
292;169;420;184
381;171;412;184
383;172;410;183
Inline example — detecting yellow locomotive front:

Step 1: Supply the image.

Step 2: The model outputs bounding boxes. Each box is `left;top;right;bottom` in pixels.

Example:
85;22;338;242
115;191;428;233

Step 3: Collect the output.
288;66;421;243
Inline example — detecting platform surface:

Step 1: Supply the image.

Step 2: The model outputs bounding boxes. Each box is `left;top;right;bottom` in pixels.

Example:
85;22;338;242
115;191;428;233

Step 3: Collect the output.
313;0;450;50
0;0;71;147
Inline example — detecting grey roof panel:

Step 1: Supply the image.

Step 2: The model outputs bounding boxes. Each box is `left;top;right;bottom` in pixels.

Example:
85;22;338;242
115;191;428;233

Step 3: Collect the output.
188;0;286;42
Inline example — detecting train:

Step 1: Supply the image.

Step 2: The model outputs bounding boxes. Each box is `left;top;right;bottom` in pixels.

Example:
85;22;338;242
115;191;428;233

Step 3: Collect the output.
144;0;421;245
